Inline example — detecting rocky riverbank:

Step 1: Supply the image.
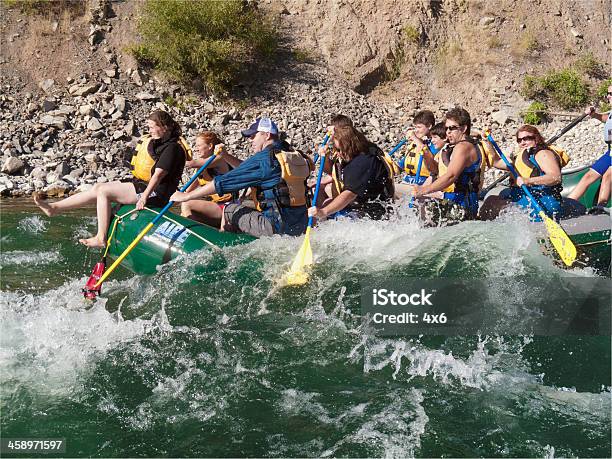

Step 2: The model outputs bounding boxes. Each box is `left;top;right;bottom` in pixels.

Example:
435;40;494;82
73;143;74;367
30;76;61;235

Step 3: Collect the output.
0;59;606;198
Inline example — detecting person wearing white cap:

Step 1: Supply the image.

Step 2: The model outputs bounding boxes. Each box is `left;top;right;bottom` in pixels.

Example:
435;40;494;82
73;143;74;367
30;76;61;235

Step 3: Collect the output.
171;117;313;237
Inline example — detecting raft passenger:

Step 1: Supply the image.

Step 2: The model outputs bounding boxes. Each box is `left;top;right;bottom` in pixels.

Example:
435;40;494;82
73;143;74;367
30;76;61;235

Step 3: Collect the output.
407;107;482;223
171;118;313;237
34;110;188;247
308;125;395;221
180;131;233;227
567;93;612;209
479;125;569;221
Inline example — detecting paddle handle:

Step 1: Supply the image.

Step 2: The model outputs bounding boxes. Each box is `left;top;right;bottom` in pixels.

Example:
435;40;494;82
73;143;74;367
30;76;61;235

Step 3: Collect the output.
388;138;407;158
313;133;330;164
95;152;219;286
408;149;424;208
308;153;327;228
486;133;546;216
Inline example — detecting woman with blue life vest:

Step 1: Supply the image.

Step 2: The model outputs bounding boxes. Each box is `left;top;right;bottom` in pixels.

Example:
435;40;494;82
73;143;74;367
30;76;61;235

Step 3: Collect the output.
171;117;313;238
407;107;482;222
567;87;612;209
479;125;569;221
308;124;395;221
180;131;233;227
34;110;188;248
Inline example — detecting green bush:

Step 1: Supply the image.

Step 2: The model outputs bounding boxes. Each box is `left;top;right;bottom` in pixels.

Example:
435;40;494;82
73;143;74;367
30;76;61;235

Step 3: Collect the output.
574;52;607;79
131;0;277;95
596;79;612;111
521;101;548;125
520;69;589;109
402;25;420;45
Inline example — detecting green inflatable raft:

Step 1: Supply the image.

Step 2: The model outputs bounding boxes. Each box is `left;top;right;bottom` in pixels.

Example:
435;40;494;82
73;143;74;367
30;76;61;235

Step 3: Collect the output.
105;205;254;275
106;165;610;276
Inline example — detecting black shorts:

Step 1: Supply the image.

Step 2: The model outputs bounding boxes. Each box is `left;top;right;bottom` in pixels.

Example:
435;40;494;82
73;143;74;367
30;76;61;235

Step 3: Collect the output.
126;179;168;208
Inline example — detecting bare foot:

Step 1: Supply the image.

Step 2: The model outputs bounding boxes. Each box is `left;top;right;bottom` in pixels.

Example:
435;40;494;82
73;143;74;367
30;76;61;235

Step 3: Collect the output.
79;236;106;248
33;192;56;217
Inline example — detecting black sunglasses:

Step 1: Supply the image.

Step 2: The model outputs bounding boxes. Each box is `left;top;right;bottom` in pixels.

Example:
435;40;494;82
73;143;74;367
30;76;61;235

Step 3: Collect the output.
517;135;536;143
445;125;462;131
607;91;612;96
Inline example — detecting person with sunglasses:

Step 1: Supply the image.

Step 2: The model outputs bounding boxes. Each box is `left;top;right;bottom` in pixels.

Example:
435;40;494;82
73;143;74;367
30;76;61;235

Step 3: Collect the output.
568;85;612;209
407;107;482;224
480;125;568;221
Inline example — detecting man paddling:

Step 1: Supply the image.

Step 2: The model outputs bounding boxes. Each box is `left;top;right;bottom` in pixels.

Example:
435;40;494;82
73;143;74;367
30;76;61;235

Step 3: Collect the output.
171;118;313;237
407;107;482;224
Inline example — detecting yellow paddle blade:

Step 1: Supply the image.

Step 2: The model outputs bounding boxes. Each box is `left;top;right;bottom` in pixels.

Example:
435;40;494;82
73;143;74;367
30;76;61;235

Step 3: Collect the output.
285;228;313;286
540;211;577;267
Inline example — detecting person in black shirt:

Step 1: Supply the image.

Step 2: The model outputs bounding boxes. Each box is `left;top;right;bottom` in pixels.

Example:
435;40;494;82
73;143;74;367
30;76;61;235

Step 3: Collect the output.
34;110;187;248
308;125;395;221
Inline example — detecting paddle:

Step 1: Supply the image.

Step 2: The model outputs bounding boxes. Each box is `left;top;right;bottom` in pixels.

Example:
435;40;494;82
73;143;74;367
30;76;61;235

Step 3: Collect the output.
408;147;424;208
313;132;330;164
388;138;407;158
485;131;577;266
480;113;589;198
93;148;221;289
285;133;331;285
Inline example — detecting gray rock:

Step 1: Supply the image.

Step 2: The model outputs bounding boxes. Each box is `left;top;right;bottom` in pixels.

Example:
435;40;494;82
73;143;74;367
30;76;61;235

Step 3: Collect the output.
491;110;513;125
79;104;95;116
39;79;55;93
113;94;126;112
2;157;25;175
87;117;104;131
69;167;84;178
30;167;47;180
78;141;96;152
105;68;117;78
46;171;60;184
124;120;135;135
131;69;146;87
570;28;583;38
136;92;159;101
42;99;57;112
55;161;71;176
40;115;67;129
84;153;97;162
69;83;100;97
479;16;496;27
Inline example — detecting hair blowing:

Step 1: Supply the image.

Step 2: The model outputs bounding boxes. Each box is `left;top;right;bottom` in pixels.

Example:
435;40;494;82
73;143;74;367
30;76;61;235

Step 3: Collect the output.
196;131;222;146
148;110;181;138
445;107;471;135
516;125;547;149
333;125;370;161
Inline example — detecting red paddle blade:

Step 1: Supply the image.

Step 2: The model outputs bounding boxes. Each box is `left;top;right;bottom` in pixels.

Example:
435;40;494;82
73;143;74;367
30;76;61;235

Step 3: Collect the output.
83;261;106;300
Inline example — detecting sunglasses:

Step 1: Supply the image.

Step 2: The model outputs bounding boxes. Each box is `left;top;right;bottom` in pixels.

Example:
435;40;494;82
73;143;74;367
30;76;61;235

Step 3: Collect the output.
517;135;535;143
607;91;612;96
445;125;462;131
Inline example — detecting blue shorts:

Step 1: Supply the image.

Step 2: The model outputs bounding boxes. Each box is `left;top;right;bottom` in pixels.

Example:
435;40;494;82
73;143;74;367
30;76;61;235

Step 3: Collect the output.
327;209;359;220
591;152;611;176
403;175;428;185
498;187;562;222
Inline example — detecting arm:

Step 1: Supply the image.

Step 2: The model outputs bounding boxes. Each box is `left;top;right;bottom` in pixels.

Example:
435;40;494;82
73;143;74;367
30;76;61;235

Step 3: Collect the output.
171;181;216;202
136;168;168;209
586;106;609;123
219;147;244;169
413;144;472;196
517;150;561;187
309;190;357;219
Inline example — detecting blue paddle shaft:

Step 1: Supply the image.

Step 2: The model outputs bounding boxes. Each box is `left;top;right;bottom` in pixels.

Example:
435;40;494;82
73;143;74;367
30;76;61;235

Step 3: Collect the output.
308;152;328;228
151;153;218;225
408;152;424;208
486;134;545;215
313;133;330;165
388;138;407;158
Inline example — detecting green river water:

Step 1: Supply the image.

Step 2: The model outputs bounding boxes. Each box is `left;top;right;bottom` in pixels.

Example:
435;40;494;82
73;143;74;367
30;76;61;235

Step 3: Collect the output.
1;199;610;458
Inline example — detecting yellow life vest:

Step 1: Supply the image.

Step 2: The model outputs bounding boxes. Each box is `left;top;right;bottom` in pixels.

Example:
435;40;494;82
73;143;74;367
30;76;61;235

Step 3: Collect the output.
475;138;497;184
196;169;232;203
131;135;192;182
437;141;482;193
403;143;433;177
252;150;313;211
514;145;570;178
383;152;402;177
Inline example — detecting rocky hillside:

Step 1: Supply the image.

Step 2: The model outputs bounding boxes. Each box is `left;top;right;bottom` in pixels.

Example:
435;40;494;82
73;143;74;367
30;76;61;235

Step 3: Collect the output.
0;0;609;197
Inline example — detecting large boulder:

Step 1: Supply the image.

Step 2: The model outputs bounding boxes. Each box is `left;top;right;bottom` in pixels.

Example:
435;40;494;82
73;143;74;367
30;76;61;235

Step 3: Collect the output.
2;157;25;175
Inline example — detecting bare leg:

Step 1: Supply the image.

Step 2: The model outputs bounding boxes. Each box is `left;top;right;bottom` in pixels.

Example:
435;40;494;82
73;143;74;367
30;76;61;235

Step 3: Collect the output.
79;182;138;248
567;169;600;201
597;168;611;206
479;195;511;220
181;200;223;228
33;183;106;217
